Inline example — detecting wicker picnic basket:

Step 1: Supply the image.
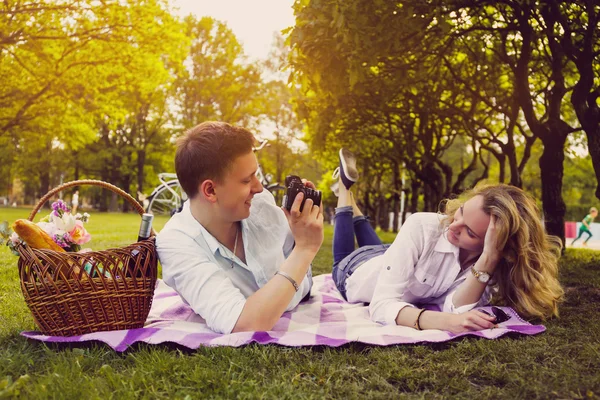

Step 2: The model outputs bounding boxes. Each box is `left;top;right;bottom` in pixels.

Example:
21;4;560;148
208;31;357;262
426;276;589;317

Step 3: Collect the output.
16;180;158;336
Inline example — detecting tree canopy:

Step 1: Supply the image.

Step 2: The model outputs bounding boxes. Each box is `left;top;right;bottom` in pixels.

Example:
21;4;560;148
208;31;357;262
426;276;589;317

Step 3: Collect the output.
1;0;597;239
288;0;600;239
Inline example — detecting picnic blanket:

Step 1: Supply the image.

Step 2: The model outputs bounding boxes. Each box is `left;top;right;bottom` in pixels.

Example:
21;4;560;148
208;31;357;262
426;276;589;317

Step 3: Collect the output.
21;274;545;352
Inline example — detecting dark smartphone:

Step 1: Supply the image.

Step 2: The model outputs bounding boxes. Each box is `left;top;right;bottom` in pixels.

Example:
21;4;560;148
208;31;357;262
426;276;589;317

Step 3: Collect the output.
480;307;511;324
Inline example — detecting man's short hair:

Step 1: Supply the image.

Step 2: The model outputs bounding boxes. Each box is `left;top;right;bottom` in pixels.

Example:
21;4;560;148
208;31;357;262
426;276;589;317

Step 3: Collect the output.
175;121;255;199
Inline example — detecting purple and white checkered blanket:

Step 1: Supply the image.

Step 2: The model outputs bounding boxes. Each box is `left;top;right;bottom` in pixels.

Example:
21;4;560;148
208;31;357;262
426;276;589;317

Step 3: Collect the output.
22;274;545;352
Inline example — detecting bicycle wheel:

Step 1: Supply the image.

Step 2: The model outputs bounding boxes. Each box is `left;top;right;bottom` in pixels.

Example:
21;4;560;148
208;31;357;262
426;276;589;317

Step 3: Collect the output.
147;180;185;216
267;184;286;207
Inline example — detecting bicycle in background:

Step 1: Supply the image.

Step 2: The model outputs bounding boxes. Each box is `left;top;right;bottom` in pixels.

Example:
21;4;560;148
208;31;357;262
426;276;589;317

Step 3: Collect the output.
253;140;286;204
144;140;285;216
142;172;185;216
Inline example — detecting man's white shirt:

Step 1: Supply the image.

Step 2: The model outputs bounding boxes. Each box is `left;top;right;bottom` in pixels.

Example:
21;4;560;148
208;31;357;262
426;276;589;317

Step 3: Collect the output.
157;190;312;334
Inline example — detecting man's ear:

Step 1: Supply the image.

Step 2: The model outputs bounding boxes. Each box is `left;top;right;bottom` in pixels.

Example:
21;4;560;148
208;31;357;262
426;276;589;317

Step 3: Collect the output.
199;180;218;203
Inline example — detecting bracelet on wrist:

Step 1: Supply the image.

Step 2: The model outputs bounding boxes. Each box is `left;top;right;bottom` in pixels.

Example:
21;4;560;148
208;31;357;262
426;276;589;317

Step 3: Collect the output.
275;271;299;292
413;308;426;331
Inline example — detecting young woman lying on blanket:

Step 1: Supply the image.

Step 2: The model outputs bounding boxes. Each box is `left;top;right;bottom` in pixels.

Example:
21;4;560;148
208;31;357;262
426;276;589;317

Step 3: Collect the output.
330;149;564;334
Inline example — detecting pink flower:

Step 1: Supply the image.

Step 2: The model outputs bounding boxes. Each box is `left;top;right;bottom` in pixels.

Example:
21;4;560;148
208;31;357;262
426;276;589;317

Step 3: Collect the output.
10;232;21;245
69;220;91;245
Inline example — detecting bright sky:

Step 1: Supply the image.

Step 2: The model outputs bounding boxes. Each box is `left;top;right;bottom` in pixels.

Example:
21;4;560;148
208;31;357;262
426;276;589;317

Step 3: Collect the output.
171;0;296;61
169;0;302;147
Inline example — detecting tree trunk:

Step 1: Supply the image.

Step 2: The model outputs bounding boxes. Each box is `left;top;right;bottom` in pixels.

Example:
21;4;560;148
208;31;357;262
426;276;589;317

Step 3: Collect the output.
98;125;110;212
122;175;131;213
410;180;420;213
376;195;388;231
497;154;506;183
110;192;118;212
422;163;443;212
439;161;453;199
275;133;284;184
539;134;567;244
423;183;432;212
585;125;600;200
401;188;409;227
39;170;50;208
392;162;401;232
73;151;80;181
137;149;146;195
109;156;121;212
39;140;52;208
362;190;372;221
569;47;600;199
452;140;478;194
507;143;523;188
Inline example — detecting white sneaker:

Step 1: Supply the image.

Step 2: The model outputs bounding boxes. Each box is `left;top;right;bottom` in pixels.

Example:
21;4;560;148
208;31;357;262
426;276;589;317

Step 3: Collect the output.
330;181;340;197
337;148;359;189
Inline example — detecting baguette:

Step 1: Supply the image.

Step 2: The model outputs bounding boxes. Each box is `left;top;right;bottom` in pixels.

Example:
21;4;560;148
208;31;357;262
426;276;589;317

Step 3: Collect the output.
12;219;66;252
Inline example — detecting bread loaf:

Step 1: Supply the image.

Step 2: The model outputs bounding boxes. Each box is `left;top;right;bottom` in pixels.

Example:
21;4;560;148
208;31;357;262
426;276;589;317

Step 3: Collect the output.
12;219;66;252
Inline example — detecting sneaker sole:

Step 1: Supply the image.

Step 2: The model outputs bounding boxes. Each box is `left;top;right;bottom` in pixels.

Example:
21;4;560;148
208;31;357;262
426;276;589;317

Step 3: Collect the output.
339;149;359;181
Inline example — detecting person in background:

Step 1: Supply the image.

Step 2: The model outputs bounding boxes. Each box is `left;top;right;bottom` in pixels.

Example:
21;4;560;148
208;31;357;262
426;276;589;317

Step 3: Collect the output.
71;190;79;214
571;207;598;247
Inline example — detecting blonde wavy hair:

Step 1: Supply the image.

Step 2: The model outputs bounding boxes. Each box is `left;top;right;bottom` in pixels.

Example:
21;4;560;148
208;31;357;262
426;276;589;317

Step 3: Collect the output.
442;184;564;320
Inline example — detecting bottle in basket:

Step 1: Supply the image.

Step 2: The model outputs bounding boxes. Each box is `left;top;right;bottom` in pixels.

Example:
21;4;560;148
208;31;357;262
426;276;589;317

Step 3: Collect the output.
137;213;154;242
127;213;154;277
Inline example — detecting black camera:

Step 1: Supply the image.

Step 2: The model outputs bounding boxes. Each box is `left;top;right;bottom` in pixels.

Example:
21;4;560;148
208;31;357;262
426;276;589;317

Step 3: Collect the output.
283;175;322;212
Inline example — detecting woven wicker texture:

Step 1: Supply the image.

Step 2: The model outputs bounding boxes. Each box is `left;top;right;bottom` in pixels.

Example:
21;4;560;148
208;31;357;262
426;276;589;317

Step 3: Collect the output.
17;180;158;336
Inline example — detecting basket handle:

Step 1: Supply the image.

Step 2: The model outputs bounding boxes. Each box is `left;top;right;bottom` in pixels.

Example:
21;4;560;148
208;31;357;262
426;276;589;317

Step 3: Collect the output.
28;180;147;221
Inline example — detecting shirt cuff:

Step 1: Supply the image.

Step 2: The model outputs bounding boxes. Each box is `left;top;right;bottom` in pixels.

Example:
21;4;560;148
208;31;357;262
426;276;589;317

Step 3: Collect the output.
450;301;479;314
384;302;415;325
220;298;247;335
286;270;313;311
443;290;479;314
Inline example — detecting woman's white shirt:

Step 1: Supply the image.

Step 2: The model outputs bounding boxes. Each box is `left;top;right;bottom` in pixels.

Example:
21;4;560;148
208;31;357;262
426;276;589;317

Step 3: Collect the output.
345;213;493;326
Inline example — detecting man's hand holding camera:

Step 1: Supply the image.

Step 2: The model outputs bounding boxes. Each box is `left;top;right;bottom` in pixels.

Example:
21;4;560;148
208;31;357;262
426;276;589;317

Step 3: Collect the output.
282;178;324;253
232;177;323;333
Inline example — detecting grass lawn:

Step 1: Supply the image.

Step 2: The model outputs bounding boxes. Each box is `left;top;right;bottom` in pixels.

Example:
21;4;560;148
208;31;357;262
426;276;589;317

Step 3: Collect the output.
1;207;599;399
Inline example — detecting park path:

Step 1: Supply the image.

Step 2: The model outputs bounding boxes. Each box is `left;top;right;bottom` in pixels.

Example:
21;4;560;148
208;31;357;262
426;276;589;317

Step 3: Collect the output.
565;240;600;250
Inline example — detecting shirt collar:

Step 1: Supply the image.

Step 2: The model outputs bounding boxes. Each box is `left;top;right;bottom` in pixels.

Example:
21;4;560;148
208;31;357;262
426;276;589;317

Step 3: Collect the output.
434;229;460;258
181;201;248;257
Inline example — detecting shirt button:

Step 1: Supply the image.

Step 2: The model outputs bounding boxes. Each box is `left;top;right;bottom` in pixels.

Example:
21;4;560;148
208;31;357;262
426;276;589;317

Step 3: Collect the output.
386;266;391;270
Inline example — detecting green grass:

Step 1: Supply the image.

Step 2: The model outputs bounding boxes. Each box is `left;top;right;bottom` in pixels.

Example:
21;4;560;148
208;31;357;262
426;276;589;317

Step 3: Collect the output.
1;207;599;399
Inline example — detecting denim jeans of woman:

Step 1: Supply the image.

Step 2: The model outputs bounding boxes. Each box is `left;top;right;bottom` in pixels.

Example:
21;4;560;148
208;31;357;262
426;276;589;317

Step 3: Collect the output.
331;206;390;300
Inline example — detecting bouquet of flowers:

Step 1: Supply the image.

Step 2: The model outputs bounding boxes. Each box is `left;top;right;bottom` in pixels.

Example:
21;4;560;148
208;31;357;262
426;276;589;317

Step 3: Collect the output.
2;200;91;255
0;222;17;254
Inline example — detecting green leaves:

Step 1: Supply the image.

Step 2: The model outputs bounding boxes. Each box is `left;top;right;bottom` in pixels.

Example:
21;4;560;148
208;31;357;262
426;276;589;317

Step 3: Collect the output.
1;0;189;201
288;0;598;220
174;16;265;129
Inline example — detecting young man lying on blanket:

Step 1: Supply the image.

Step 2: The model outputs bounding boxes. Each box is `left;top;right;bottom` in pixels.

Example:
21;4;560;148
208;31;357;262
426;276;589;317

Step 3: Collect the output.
157;122;324;334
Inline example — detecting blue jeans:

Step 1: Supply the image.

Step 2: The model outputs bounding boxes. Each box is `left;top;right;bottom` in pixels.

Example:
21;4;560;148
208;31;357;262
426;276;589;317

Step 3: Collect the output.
331;206;390;300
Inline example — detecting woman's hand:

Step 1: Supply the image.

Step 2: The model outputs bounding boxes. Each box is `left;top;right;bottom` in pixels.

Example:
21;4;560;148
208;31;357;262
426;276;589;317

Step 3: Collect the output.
446;310;497;334
482;214;502;262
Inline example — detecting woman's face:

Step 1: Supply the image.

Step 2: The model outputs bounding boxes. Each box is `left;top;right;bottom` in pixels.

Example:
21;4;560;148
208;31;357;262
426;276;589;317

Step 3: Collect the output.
447;195;490;254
